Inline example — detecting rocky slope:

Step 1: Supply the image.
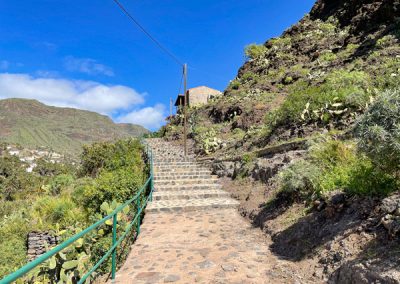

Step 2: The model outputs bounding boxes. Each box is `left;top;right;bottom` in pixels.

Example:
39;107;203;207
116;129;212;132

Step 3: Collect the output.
164;0;400;282
166;0;399;156
0;98;149;155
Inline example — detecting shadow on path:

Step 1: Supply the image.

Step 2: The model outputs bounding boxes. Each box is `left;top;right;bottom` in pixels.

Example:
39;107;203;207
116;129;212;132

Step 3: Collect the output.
269;197;378;261
329;233;400;283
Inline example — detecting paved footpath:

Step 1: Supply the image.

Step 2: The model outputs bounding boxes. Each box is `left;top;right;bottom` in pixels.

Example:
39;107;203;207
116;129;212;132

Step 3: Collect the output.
113;139;296;284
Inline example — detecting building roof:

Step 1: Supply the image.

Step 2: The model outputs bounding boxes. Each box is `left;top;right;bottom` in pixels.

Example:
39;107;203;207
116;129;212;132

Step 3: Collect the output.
187;86;222;96
174;86;221;106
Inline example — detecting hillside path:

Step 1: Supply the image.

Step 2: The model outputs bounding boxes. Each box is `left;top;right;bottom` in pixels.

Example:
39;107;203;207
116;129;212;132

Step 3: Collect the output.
113;139;302;284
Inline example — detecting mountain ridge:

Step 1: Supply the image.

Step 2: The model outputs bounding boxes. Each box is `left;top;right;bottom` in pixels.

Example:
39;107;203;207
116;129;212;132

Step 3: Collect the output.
0;98;149;155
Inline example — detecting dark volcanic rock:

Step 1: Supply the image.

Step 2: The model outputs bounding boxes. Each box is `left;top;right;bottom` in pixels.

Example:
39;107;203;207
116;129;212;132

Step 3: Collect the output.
311;0;400;34
329;261;400;284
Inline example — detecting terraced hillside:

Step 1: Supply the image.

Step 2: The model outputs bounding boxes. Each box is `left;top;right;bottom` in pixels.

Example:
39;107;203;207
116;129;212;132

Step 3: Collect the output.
0;98;149;155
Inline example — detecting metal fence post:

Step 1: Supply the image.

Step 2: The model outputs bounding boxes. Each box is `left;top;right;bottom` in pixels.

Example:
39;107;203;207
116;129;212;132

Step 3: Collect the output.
136;197;141;235
111;213;117;280
150;149;154;201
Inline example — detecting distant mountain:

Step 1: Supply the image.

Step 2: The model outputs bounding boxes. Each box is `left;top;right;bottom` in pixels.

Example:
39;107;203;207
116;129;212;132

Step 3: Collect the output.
0;98;149;155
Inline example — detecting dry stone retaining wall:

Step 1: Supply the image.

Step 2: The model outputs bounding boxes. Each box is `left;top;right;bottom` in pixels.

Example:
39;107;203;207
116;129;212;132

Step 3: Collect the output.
27;231;59;261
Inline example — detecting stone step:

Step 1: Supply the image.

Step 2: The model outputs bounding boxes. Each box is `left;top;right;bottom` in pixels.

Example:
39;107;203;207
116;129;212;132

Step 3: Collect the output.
154;178;219;186
153;161;198;167
154;167;210;173
154;161;196;165
154;172;212;177
152;151;188;154
153;158;195;162
154;164;207;168
145;197;240;213
152;189;230;201
154;170;211;175
154;183;222;191
154;165;208;169
154;174;216;181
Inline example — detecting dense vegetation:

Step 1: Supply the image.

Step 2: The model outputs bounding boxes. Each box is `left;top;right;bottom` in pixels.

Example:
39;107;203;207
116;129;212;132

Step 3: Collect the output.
0;139;148;282
0;99;149;156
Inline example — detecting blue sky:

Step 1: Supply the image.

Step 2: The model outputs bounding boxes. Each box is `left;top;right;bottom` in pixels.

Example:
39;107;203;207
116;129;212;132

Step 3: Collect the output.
0;0;315;130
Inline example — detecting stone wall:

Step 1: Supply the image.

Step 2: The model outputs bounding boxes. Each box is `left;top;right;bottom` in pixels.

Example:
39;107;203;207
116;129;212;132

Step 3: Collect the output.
27;231;59;261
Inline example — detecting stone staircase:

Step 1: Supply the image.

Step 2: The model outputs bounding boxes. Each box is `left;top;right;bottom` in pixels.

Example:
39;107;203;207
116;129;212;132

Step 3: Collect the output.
145;139;239;212
114;139;295;283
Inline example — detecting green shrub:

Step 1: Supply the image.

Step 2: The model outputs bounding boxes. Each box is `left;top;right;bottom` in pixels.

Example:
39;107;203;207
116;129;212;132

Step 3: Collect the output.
0;199;31;218
80;139;143;177
0;211;30;277
0;155;39;200
0;237;27;277
313;141;357;193
245;44;267;60
74;168;144;213
376;35;396;48
346;159;398;196
290;64;310;77
354;89;400;174
232;128;246;141
79;142;114;177
242;153;256;164
34;158;75;177
269;37;292;49
337;43;360;59
278;139;398;198
317;21;337;34
240;72;258;82
277;160;320;198
228;80;240;90
48;174;75;195
283;76;294;84
368;56;400;90
32;196;85;229
265;69;372;128
32;196;85;228
319;51;337;63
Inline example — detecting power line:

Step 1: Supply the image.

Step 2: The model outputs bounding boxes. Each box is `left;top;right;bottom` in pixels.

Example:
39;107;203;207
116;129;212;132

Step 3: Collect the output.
112;0;184;66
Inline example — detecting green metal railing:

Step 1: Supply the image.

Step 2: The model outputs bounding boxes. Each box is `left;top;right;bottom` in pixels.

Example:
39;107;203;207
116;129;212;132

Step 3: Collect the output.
0;144;154;284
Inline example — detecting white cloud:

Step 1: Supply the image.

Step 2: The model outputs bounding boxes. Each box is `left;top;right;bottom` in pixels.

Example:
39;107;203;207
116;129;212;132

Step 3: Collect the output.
118;104;166;130
0;73;145;115
64;56;114;77
35;70;60;78
0;60;9;70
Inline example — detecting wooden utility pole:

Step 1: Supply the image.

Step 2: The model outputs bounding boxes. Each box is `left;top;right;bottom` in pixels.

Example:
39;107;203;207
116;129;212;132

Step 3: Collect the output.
183;63;188;156
169;97;173;120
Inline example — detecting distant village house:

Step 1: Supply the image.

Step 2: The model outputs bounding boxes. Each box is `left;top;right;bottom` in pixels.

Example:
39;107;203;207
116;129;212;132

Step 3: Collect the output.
174;86;222;112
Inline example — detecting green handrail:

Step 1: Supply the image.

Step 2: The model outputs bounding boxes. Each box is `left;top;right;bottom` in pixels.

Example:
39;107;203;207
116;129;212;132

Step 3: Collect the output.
0;145;154;284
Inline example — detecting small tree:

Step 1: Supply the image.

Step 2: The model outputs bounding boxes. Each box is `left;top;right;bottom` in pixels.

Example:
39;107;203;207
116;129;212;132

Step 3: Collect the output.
354;89;400;175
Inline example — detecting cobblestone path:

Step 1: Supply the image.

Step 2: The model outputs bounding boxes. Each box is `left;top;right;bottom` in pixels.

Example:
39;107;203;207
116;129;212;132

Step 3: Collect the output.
113;139;296;284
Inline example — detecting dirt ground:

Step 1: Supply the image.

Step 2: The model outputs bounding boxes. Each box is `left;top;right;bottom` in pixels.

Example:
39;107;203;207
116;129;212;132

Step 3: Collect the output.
221;177;400;283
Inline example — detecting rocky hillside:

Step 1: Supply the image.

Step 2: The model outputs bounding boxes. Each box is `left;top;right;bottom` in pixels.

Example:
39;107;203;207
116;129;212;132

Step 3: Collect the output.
165;0;399;158
0;99;149;155
164;0;400;282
